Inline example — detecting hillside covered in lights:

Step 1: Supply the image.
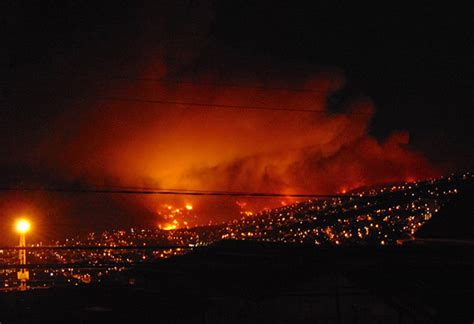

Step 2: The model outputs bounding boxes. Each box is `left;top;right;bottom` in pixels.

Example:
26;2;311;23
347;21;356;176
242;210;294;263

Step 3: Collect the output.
36;172;474;249
185;172;473;246
0;172;471;290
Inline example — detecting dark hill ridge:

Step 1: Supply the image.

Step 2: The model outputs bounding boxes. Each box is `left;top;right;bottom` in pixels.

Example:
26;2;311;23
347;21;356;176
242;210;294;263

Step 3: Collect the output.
1;242;472;322
218;172;473;245
415;177;473;239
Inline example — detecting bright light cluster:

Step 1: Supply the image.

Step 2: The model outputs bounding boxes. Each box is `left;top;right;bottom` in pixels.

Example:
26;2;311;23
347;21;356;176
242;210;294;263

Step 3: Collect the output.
15;219;31;234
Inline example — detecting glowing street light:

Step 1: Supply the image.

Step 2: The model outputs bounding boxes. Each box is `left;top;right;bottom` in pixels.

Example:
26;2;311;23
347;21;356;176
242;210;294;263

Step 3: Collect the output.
15;218;31;291
15;219;31;234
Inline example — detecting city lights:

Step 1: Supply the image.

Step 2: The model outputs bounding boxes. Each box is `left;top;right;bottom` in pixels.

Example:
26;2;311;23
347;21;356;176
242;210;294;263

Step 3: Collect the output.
0;172;471;290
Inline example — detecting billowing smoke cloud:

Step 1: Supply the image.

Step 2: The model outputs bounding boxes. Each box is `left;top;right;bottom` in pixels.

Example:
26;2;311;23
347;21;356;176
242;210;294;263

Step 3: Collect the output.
30;68;437;227
0;1;439;238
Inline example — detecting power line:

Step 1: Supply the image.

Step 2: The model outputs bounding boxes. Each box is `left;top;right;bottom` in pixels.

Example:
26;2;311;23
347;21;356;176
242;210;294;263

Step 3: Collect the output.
4;89;372;115
3;76;373;115
113;76;334;93
0;185;357;199
92;96;371;115
0;245;194;250
0;262;134;270
5;93;372;115
98;96;325;113
22;72;339;94
14;71;461;100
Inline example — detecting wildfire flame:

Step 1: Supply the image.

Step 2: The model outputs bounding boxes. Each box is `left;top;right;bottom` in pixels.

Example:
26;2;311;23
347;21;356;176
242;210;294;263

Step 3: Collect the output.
30;65;438;227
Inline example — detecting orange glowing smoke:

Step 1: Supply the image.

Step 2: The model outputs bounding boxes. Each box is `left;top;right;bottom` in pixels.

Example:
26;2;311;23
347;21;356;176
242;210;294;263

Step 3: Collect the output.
35;68;438;226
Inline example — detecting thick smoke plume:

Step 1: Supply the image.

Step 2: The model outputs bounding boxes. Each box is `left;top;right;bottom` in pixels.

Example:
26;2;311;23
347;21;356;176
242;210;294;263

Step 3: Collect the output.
31;67;437;228
0;2;439;237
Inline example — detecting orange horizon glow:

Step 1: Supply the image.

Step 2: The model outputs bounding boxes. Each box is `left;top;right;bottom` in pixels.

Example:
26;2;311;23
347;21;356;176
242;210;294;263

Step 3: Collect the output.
32;67;439;226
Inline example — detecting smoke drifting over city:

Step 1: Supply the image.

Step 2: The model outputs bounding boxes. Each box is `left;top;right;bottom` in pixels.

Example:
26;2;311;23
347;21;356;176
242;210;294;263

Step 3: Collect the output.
0;1;447;237
14;67;435;230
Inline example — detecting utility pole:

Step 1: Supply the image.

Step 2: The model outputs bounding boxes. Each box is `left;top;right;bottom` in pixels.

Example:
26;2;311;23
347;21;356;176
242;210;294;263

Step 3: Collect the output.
15;219;30;291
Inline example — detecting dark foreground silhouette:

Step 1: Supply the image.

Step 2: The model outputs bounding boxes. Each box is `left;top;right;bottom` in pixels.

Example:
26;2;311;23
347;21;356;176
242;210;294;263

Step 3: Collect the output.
0;241;472;323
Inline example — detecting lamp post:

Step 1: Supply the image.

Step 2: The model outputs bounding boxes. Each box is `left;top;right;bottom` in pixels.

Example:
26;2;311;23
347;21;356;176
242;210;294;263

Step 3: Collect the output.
15;219;30;291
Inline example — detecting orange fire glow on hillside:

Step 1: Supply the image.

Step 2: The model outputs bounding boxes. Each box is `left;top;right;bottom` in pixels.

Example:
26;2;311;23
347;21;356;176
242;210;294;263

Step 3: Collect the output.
32;66;438;227
157;203;195;230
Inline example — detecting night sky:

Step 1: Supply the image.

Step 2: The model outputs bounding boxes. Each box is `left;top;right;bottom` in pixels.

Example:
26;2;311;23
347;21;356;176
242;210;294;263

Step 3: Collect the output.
0;1;472;240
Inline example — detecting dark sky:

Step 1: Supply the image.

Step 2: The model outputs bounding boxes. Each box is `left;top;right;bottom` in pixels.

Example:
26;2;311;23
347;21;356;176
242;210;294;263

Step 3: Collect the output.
2;1;471;170
209;2;473;170
0;1;472;239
